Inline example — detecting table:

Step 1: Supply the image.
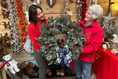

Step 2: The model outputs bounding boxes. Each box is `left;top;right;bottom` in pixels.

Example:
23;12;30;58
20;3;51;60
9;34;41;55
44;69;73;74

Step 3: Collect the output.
94;48;118;79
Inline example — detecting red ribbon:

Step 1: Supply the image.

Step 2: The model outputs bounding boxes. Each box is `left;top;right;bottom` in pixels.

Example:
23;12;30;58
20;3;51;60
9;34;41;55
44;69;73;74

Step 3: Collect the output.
6;59;12;67
0;62;6;68
0;59;12;68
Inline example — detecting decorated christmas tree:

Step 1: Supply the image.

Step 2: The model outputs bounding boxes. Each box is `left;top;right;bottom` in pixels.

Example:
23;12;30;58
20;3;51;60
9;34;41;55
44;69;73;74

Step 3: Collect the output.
36;15;86;65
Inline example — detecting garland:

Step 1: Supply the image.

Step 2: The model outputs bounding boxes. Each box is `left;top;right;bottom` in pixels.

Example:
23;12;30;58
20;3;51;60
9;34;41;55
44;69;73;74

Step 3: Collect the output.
37;16;86;65
76;0;87;21
8;0;21;53
81;0;87;20
15;0;28;48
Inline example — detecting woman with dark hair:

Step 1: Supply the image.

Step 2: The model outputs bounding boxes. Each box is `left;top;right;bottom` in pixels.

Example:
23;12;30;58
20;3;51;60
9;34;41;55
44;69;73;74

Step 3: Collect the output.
28;5;47;79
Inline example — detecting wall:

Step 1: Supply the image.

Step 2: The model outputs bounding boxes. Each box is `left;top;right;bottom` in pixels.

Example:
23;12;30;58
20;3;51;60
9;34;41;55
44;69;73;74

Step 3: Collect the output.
0;0;118;62
98;0;118;17
22;0;118;21
22;0;78;21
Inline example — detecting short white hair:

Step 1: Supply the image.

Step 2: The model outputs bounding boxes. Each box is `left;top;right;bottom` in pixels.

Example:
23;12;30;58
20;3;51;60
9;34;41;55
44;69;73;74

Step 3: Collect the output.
88;4;103;19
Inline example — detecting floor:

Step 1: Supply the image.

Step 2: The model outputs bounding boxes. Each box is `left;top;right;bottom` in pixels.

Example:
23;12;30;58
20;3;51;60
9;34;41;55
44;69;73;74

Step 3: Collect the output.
5;73;96;79
29;73;96;79
1;49;96;79
29;76;76;79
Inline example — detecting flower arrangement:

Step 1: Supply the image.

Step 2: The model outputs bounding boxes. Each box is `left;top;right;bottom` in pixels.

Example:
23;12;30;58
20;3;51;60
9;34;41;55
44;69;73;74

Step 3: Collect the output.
36;15;86;65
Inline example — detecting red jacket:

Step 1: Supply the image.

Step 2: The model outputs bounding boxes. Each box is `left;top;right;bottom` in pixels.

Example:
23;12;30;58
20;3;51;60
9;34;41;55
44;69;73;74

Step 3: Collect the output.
78;20;103;62
28;20;47;50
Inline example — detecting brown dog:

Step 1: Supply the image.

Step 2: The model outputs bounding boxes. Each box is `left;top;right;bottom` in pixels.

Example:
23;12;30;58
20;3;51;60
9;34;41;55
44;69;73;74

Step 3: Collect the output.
7;61;39;79
18;61;39;78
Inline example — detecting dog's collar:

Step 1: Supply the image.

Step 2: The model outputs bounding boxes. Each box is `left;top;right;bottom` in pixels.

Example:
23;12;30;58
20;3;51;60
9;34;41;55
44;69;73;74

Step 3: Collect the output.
6;59;12;67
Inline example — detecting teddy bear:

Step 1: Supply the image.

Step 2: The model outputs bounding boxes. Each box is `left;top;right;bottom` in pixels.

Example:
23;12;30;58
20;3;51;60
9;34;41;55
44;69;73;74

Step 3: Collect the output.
2;54;20;74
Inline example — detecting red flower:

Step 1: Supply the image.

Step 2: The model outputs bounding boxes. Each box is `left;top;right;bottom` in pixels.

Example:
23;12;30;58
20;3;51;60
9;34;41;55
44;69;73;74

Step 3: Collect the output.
61;39;64;42
50;33;54;35
45;44;49;47
69;27;73;29
49;25;53;28
57;39;60;43
43;35;46;37
73;44;77;48
76;36;78;39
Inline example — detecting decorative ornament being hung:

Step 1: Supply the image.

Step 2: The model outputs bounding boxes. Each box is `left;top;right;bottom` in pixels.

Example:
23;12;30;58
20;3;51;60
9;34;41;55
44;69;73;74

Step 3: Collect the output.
8;0;21;53
46;0;56;8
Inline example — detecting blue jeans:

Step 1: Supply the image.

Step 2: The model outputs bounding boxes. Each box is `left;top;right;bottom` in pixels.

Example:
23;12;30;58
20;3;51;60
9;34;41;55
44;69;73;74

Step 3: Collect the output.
74;59;92;79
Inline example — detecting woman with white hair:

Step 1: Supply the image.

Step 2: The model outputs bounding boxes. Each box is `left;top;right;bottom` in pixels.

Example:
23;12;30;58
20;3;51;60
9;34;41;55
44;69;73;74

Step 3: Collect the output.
74;4;103;79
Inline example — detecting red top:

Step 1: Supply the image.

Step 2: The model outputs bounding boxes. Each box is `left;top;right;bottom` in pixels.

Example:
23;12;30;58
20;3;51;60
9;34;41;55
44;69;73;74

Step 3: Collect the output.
78;20;103;62
28;20;47;50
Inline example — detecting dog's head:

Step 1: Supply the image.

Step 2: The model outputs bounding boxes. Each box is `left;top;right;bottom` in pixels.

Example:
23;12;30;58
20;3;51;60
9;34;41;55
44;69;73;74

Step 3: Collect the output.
18;61;39;78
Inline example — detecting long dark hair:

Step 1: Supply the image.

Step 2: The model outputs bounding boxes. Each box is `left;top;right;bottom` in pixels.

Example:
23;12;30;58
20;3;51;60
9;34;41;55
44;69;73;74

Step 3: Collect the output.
29;5;43;26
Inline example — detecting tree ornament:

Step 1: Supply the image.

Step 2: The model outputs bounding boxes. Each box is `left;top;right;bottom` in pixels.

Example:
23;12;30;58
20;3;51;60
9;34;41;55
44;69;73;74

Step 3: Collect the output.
36;15;86;65
46;0;56;8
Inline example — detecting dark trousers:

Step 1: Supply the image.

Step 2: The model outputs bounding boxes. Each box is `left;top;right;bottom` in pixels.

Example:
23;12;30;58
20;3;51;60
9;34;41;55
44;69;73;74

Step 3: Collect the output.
34;50;47;79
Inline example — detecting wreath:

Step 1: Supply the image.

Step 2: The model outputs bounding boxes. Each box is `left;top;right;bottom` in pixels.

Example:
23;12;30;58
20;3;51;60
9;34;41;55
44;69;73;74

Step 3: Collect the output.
36;15;86;65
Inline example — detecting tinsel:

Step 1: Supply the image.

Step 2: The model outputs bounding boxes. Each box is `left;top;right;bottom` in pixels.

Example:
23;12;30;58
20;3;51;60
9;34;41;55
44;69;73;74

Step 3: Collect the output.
8;0;21;53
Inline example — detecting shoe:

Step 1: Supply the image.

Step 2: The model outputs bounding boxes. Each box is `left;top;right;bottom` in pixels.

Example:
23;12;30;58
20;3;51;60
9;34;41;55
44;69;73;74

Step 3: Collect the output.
56;70;60;76
47;69;52;77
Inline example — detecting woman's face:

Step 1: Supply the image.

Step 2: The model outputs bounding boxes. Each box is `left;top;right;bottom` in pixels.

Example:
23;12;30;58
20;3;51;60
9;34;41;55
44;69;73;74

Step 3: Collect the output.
36;8;45;21
84;9;94;22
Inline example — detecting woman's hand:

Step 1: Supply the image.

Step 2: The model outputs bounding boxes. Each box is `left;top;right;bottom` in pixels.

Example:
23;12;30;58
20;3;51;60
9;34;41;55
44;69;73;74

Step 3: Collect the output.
111;49;118;54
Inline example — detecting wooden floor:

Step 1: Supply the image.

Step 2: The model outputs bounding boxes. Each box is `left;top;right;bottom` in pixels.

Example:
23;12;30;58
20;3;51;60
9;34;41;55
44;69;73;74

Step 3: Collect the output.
0;71;96;79
29;76;76;79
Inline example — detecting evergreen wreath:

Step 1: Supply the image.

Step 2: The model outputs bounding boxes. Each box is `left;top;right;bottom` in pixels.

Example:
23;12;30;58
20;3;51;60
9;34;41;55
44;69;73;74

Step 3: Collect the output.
36;15;86;65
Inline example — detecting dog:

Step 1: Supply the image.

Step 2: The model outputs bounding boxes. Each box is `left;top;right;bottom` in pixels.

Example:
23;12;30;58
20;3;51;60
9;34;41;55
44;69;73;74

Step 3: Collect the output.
18;61;39;78
7;61;39;79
